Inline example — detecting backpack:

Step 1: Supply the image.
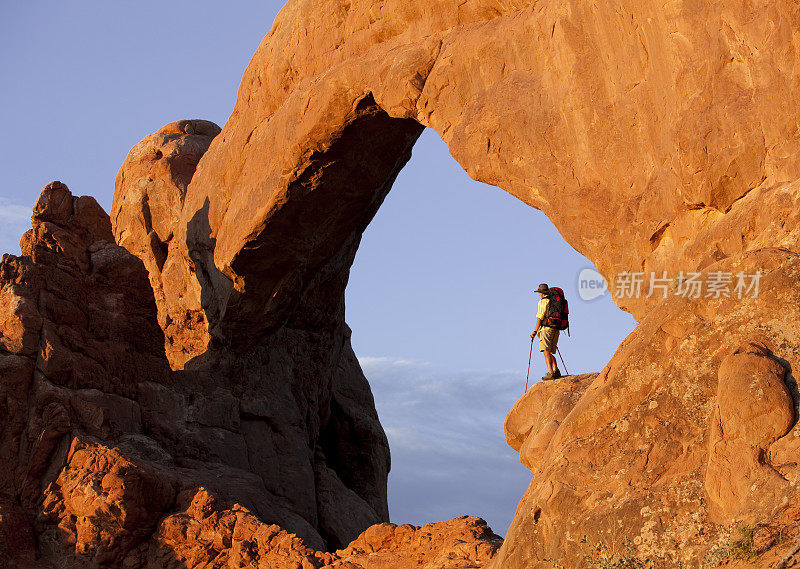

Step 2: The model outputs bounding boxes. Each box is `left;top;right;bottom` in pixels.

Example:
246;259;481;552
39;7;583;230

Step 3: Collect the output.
544;287;569;331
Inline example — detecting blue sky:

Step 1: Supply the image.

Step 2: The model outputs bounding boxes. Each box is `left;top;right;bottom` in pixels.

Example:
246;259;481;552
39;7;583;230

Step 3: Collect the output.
1;2;636;536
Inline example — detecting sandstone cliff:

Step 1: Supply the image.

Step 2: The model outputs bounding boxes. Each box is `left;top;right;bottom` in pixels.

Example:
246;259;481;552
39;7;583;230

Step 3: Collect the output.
2;0;800;567
114;0;800;362
0;182;501;568
112;0;798;564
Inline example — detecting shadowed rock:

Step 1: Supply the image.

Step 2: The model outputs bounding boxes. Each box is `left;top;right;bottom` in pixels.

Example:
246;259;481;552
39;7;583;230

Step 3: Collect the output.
0;183;409;567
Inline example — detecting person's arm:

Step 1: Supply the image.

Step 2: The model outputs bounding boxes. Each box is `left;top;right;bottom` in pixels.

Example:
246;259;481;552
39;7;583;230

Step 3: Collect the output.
530;316;543;338
531;298;546;338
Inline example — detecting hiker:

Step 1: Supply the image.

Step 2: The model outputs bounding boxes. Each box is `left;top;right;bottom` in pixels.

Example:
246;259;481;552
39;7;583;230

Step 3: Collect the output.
530;283;563;380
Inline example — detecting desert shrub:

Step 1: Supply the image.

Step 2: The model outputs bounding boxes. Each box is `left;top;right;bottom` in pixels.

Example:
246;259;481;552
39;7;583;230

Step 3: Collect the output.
729;525;757;561
703;524;758;568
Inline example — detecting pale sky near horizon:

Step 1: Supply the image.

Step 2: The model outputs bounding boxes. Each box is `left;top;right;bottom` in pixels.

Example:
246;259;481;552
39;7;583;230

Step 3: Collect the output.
1;2;637;536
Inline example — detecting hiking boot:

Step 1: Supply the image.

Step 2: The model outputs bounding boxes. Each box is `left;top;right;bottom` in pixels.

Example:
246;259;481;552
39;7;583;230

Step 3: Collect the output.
541;370;555;381
552;368;562;379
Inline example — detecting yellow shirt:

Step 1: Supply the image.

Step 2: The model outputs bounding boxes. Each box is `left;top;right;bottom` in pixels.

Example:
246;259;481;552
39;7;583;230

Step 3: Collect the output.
536;297;550;320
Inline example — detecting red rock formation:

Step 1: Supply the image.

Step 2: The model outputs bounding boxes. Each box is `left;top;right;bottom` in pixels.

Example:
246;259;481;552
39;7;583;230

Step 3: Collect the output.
113;120;395;551
144;1;793;565
112;0;800;363
107;0;800;565
3;0;800;567
0;181;174;567
112;120;221;369
500;249;800;568
142;489;500;569
2;183;442;567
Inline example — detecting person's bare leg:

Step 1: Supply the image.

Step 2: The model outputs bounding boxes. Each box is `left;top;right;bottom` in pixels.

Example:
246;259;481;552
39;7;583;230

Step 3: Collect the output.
544;350;555;371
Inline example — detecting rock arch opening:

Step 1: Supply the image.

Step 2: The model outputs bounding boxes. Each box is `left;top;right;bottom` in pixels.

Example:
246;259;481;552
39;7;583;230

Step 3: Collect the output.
205;94;424;347
111;98;437;552
342;125;636;534
6;0;800;566
111;84;636;548
107;2;800;563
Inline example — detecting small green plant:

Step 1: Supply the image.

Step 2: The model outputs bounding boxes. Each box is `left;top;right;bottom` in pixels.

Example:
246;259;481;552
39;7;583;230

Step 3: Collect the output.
729;524;757;561
703;524;758;568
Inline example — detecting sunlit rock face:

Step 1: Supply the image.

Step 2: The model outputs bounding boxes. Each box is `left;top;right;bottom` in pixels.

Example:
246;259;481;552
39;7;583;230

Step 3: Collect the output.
0;183;394;567
116;0;800;359
501;255;800;566
2;0;800;567
112;0;800;564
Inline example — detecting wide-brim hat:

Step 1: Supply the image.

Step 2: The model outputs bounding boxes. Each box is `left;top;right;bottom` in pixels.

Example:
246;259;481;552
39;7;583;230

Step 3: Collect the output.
535;283;549;294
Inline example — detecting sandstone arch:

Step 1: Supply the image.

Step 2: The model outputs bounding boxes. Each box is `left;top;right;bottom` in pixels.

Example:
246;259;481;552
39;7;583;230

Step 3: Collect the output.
61;0;800;566
116;0;800;363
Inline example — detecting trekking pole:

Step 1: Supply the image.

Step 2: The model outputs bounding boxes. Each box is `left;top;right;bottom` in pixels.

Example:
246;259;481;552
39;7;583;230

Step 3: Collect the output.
556;347;569;376
524;337;534;392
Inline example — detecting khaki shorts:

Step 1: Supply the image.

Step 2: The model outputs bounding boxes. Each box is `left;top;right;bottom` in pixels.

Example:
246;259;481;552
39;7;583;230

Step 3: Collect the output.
539;327;559;353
